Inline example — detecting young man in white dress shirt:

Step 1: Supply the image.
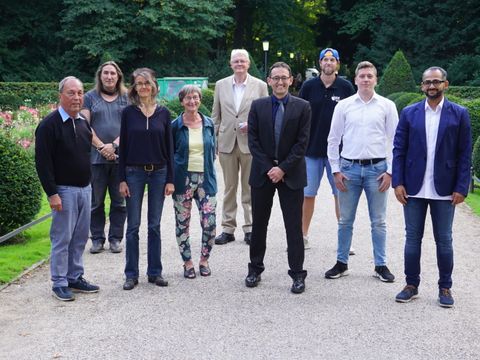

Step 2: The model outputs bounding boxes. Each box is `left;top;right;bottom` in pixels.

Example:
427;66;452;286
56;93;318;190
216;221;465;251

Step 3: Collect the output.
325;61;399;282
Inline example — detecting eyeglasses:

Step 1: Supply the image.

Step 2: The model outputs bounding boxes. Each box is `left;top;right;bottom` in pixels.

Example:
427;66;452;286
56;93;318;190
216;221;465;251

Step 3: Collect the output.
184;95;200;101
270;76;291;82
422;80;446;87
135;82;152;88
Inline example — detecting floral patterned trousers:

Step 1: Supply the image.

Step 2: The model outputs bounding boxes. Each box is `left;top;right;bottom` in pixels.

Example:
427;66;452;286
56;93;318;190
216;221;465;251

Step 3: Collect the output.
173;172;217;262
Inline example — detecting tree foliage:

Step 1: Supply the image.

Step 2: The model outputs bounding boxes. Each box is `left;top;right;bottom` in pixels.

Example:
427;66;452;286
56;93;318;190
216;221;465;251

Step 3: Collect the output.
377;50;416;96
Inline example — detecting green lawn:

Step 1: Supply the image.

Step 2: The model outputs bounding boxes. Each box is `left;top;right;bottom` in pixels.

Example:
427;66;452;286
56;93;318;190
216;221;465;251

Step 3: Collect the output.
0;195;52;284
465;188;480;216
0;194;112;285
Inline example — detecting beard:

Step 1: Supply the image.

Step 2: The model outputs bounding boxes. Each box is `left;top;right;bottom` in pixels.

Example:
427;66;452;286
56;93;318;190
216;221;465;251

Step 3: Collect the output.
101;84;117;96
424;89;443;100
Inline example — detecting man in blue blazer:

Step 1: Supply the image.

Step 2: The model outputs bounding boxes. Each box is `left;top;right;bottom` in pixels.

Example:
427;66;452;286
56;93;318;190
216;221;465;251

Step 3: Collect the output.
392;66;471;308
245;62;311;294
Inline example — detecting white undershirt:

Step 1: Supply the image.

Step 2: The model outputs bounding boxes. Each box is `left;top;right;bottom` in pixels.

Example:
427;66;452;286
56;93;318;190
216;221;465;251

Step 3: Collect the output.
232;76;247;113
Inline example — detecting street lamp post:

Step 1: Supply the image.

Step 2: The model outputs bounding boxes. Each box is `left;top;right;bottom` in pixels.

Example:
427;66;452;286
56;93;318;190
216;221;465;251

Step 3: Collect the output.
262;40;269;79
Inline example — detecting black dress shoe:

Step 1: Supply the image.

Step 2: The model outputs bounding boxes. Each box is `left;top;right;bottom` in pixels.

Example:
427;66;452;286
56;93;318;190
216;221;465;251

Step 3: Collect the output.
291;278;305;294
148;275;169;287
123;278;138;291
245;273;261;288
244;232;252;245
215;232;235;245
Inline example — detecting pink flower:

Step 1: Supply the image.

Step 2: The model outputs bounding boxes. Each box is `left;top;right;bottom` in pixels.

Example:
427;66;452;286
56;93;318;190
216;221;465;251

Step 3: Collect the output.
18;138;32;149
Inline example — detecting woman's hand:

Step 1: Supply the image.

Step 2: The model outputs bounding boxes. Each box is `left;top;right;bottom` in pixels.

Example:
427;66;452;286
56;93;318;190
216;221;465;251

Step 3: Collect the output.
119;181;130;198
165;183;174;196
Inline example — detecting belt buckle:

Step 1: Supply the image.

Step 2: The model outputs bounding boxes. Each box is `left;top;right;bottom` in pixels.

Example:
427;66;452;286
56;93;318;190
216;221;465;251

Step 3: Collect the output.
273;160;279;165
144;164;154;172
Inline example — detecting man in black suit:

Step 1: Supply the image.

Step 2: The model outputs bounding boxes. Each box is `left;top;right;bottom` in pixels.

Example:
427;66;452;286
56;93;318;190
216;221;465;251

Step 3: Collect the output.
245;62;311;294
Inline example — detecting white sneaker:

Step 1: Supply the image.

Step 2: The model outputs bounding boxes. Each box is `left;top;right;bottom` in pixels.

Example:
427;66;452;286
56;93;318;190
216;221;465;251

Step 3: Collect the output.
349;247;356;255
304;236;311;250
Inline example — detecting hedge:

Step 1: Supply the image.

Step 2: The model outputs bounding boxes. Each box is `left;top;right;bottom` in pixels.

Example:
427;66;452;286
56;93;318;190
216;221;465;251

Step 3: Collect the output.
473;136;480;178
0;134;42;237
0;82;94;109
387;91;408;102
464;99;480;147
394;92;424;113
447;86;480;100
164;98;211;119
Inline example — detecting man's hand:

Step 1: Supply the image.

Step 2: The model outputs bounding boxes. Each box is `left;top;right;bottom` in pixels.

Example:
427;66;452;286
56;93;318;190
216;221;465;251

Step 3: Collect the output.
267;167;285;183
48;194;62;212
119;181;130;198
100;143;116;161
452;192;465;205
165;183;175;196
334;172;349;192
377;172;392;192
394;185;408;205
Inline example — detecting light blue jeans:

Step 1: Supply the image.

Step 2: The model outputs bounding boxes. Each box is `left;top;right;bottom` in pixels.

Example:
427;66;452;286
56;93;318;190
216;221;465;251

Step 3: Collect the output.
50;185;91;288
337;159;388;266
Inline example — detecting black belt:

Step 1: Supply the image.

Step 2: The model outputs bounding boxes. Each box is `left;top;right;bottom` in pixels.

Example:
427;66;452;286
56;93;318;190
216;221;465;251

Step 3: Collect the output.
342;157;385;165
128;164;163;172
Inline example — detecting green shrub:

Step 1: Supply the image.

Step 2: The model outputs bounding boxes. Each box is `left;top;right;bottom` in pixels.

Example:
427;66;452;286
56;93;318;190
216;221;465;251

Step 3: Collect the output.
378;50;416;96
201;88;214;113
394;93;424;113
0;134;42;236
473;136;480;178
464;99;480;147
447;86;480;100
387;92;407;102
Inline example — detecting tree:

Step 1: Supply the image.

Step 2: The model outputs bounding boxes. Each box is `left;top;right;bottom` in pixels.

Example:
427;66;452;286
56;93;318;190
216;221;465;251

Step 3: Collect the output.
377;50;416;96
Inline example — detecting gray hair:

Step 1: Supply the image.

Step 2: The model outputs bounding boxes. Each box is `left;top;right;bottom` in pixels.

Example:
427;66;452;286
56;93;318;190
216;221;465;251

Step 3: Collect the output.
178;85;202;103
59;76;83;93
423;66;448;80
230;49;250;62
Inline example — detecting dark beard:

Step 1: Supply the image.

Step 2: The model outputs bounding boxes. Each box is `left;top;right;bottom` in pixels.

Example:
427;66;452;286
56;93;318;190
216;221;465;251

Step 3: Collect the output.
101;86;117;96
425;90;442;100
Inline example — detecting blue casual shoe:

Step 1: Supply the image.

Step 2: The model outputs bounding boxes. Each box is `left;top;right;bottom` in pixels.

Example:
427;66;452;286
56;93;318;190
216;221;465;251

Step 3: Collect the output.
438;288;454;308
395;285;419;303
68;277;100;293
52;286;75;301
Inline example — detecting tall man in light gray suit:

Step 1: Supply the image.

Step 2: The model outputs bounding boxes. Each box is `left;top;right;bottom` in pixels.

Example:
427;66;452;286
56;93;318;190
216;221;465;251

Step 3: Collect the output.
212;49;269;245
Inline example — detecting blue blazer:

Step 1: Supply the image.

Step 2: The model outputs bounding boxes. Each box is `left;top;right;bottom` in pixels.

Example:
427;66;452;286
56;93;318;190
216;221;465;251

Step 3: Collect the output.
392;98;471;197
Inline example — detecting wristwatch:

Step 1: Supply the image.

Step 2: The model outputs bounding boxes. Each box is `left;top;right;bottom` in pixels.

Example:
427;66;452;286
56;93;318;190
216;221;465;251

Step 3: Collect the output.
112;143;119;153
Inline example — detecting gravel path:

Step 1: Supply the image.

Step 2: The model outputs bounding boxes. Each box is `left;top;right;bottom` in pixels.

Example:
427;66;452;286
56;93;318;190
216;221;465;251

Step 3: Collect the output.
1;163;479;360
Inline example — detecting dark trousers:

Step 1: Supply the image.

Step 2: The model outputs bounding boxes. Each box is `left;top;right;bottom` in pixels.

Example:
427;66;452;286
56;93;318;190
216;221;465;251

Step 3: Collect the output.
90;164;127;244
403;198;455;289
248;180;307;279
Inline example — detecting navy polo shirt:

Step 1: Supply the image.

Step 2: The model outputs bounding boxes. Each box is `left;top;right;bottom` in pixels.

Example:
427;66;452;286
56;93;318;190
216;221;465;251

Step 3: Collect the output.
299;76;355;157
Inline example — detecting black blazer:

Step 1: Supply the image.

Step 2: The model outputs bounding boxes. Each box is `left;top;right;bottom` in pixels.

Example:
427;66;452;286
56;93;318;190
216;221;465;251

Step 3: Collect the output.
248;95;311;190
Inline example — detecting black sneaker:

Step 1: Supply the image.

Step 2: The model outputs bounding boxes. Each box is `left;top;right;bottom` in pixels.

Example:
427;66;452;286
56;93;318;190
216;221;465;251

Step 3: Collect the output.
90;241;104;254
52;286;75;301
395;285;419;303
438;288;454;308
374;265;395;282
148;275;168;287
325;261;349;279
123;278;138;290
68;277;100;293
109;241;122;253
215;232;235;245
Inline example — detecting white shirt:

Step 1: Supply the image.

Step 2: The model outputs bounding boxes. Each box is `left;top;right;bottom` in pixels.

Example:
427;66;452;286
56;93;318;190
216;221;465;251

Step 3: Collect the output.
411;97;451;200
232;75;247;113
327;92;399;174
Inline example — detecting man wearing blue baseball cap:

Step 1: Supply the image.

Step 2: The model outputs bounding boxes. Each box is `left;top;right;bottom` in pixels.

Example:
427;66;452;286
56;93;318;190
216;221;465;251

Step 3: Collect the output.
299;47;355;250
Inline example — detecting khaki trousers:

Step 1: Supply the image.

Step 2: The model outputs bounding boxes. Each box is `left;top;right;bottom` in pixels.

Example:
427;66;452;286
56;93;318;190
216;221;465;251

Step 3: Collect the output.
219;143;252;234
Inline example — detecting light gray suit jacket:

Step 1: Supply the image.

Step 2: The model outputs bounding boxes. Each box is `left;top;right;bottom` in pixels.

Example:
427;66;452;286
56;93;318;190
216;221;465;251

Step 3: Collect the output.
212;74;268;154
